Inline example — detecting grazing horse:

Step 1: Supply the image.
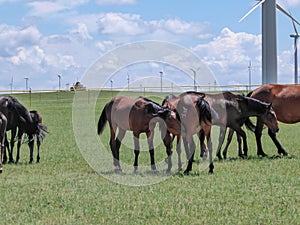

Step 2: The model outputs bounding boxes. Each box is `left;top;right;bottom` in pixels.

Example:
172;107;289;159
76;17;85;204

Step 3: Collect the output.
247;84;300;156
97;96;181;173
0;112;7;173
0;96;33;163
175;92;214;174
200;92;279;160
13;110;47;164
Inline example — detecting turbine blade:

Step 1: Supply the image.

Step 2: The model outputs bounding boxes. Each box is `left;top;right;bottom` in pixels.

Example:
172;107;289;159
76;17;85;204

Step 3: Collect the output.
289;10;299;35
239;0;265;23
276;4;300;26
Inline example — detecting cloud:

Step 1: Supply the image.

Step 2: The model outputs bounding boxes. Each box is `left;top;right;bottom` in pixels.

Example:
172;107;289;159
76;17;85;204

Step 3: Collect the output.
95;0;136;5
0;25;41;57
70;23;93;40
97;13;146;35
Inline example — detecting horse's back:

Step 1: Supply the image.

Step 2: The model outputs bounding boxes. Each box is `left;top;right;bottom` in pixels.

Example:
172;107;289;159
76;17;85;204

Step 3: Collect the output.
251;84;300;123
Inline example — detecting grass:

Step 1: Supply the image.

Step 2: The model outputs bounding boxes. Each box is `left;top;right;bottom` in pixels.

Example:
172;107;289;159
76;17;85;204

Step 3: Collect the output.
0;91;299;224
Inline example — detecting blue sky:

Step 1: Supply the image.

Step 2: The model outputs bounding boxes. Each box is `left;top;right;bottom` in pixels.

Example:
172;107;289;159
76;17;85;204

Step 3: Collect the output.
0;0;300;90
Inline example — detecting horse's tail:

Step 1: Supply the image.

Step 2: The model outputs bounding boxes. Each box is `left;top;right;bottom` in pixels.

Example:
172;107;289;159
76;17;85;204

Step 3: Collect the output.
245;117;256;132
196;97;212;124
97;103;108;135
7;97;33;124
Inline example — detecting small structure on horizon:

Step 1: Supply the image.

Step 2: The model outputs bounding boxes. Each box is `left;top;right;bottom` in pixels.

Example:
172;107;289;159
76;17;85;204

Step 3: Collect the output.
70;81;86;91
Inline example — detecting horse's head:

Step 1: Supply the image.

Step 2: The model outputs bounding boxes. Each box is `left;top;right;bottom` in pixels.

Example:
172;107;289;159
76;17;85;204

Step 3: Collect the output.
153;107;181;136
261;103;279;133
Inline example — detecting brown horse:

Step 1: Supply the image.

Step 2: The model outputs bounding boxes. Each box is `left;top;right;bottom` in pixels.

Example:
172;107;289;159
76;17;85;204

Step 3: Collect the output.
97;96;181;173
175;92;214;174
247;84;300;156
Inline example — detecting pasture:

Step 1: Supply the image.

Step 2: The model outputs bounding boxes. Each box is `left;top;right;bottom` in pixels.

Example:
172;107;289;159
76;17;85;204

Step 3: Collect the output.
0;90;299;224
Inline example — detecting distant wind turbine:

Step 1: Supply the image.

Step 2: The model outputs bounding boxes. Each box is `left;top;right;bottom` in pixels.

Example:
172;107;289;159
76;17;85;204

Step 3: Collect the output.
290;14;299;84
240;0;300;84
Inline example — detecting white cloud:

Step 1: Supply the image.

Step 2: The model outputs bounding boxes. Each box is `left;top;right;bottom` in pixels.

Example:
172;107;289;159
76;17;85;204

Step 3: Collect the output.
70;23;93;40
95;0;136;5
0;25;41;57
98;13;146;35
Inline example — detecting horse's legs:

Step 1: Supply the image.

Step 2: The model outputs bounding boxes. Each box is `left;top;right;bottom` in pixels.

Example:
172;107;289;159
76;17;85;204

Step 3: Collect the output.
254;119;267;157
116;128;125;154
15;133;22;164
236;132;243;157
222;128;234;159
3;134;8;164
9;128;16;163
267;128;288;156
109;124;121;172
162;131;173;173
146;129;157;171
184;136;195;175
234;126;248;157
176;136;182;171
216;126;226;160
133;132;140;172
207;135;214;174
198;129;207;159
28;134;34;164
36;137;41;163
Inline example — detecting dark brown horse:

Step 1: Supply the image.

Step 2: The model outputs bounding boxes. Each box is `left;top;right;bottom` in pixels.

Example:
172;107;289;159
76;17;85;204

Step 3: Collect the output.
0;96;33;164
97;96;181;173
201;92;279;159
13;110;47;164
247;84;300;156
174;92;214;174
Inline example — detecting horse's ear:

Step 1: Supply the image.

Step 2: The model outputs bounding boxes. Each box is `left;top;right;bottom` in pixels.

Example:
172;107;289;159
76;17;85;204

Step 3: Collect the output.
267;103;272;110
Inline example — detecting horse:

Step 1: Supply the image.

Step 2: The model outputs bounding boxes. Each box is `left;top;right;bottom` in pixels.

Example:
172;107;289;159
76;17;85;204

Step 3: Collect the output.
97;96;181;173
13;110;47;164
200;92;279;160
0;96;33;163
0;112;7;173
175;92;214;174
246;84;300;156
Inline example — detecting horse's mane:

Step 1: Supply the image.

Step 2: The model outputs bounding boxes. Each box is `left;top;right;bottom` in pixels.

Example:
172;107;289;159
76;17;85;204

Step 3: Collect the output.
162;94;177;106
138;96;164;111
2;96;33;124
179;91;206;97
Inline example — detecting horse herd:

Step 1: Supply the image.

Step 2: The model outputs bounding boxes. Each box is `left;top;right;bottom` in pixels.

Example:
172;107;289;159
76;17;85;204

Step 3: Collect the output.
0;84;299;175
0;96;47;173
98;84;300;175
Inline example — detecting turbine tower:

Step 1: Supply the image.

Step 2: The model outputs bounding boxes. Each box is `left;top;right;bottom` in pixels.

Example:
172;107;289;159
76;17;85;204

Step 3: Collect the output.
290;17;299;84
240;0;300;84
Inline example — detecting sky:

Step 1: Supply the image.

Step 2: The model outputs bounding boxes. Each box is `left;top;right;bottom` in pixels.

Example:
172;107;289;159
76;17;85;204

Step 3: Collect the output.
0;0;300;91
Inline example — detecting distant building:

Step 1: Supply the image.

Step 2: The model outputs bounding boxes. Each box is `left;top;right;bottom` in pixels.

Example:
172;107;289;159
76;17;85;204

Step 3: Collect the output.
70;81;86;91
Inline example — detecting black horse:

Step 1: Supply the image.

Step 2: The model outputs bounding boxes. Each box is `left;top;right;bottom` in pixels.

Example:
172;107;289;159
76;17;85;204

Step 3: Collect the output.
12;110;47;164
0;96;39;163
200;92;279;159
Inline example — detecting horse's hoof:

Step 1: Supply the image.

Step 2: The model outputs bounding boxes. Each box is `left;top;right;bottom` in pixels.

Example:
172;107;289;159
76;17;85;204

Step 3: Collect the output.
258;153;268;157
114;167;122;173
183;170;190;175
208;170;214;175
0;168;2;174
151;169;159;174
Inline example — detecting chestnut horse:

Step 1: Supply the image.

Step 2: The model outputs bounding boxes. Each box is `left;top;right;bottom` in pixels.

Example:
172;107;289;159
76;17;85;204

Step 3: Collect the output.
97;96;181;173
247;84;300;156
175;92;214;174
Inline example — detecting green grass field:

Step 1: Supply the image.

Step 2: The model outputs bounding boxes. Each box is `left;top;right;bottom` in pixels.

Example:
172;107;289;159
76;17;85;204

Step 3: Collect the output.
0;91;299;224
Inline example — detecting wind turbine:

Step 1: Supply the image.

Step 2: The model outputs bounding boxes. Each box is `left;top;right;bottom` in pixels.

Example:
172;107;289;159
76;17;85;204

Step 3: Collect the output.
240;0;300;84
290;16;299;84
